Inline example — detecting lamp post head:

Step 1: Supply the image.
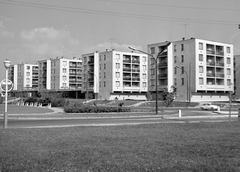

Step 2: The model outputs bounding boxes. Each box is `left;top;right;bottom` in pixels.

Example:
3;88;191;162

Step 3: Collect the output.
128;46;137;51
4;59;11;69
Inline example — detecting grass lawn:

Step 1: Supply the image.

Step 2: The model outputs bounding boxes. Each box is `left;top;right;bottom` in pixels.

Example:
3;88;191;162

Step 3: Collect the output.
0;104;53;114
1;122;240;171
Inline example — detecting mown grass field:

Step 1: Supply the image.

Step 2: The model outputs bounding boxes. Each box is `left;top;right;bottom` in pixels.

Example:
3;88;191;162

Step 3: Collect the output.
1;122;240;171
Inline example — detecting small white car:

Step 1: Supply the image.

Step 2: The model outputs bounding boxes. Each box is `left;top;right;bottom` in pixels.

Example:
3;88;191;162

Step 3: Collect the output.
200;103;219;111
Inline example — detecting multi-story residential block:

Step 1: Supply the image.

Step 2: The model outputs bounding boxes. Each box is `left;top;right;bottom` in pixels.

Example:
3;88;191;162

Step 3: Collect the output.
38;57;82;92
234;55;240;99
82;50;148;100
148;38;234;102
9;64;18;90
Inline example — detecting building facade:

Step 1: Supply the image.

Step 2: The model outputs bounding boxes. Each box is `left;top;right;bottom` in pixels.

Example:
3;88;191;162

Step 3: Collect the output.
82;50;148;100
38;57;82;93
148;38;234;102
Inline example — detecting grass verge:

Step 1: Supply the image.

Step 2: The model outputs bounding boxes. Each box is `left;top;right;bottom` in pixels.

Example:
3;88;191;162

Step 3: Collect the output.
1;122;240;171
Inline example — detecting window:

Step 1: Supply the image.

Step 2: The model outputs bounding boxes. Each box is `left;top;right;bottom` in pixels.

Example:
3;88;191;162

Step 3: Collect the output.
142;56;146;62
199;66;203;73
227;68;231;75
116;54;120;60
104;64;106;69
181;44;184;51
150;69;155;75
84;57;87;62
181;67;184;74
151;58;155;64
99;82;101;87
174;78;177;86
26;78;30;83
63;76;66;81
174;45;177;52
199;78;203;85
116;63;120;69
63;68;67;73
227;58;231;64
174;67;177;74
104;55;106;60
143;65;146;71
104;72;106;78
99;64;101;70
116;81;120;87
150;79;155;86
227;79;231;86
62;83;66;88
142;73;146;79
26;72;30;77
199;43;203;50
199;54;203;61
181;55;184;62
116;72;120;78
54;76;55;81
150;47;155;54
174;56;177;63
27;66;30;70
181;78;184;85
104;81;106;87
100;55;101;61
63;61;67;67
227;47;231;53
143;82;146;87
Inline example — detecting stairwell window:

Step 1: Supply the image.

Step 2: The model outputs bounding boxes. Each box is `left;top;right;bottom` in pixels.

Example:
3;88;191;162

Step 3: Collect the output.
227;68;231;75
181;44;184;51
199;66;203;73
227;58;231;64
199;54;203;61
150;47;155;54
181;78;184;85
199;78;203;85
199;42;203;50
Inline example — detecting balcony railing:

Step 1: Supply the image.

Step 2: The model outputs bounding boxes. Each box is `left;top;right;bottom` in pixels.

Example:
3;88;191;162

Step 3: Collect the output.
88;60;94;64
158;74;167;78
132;68;140;72
123;77;131;80
123;59;131;63
216;62;224;67
216;51;224;56
207;50;215;54
207;73;215;77
216;73;224;77
132;77;140;81
132;60;140;64
123;68;131;71
206;62;215;66
158;62;167;67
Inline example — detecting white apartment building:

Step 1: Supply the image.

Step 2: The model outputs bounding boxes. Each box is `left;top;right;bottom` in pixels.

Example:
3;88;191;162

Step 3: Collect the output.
82;50;148;100
148;38;234;102
38;57;82;91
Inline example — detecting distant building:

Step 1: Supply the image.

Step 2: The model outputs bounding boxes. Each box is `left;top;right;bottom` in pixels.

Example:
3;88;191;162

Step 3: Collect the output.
82;50;148;100
234;55;240;99
38;57;83;97
148;38;234;102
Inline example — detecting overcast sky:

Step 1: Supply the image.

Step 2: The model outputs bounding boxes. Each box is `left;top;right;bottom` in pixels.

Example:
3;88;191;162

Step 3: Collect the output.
0;0;240;80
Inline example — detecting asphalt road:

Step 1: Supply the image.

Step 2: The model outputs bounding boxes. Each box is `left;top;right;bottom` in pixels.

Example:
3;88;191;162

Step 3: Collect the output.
0;113;238;128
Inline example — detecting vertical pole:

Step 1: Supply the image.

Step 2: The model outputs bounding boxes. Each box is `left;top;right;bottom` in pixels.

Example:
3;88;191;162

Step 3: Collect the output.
186;71;189;107
155;58;158;115
4;69;8;128
229;90;231;122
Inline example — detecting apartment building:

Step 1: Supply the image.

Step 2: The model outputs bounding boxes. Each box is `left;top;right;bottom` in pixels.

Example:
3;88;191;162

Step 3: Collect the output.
38;57;82;92
82;50;148;100
234;55;240;99
148;38;234;102
9;64;18;90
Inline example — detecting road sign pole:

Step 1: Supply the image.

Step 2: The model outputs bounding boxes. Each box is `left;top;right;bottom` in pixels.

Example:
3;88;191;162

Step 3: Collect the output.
4;68;8;128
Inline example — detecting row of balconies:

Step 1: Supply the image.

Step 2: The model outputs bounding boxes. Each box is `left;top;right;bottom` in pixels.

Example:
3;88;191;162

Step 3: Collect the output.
123;68;140;72
206;73;225;77
123;59;140;64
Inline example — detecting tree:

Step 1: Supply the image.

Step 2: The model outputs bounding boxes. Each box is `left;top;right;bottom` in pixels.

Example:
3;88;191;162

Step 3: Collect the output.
160;86;177;107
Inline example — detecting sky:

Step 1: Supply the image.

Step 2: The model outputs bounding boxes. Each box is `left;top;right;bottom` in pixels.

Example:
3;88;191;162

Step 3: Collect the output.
0;0;240;81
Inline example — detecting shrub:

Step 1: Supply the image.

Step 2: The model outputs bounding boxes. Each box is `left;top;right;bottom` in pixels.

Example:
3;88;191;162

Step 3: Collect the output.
63;102;131;113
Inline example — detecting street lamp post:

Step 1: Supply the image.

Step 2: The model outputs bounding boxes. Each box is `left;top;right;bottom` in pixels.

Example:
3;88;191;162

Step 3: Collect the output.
229;83;233;122
129;42;171;115
3;59;11;128
175;65;189;107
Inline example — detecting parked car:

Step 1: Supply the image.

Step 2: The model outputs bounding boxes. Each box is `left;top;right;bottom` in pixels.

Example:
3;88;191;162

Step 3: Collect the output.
200;103;219;111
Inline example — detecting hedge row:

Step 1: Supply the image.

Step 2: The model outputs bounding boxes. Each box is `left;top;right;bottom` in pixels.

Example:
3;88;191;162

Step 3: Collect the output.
64;102;131;113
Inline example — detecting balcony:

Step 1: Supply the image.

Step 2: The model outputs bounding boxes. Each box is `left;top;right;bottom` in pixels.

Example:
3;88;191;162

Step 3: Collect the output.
158;74;167;78
69;65;77;68
206;62;215;66
123;59;131;63
207;73;215;77
216;62;224;67
132;59;140;64
132;77;140;81
123;77;131;80
132;68;140;72
207;50;215;55
158;62;167;67
216;51;224;56
123;68;131;72
216;73;224;78
88;60;94;64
